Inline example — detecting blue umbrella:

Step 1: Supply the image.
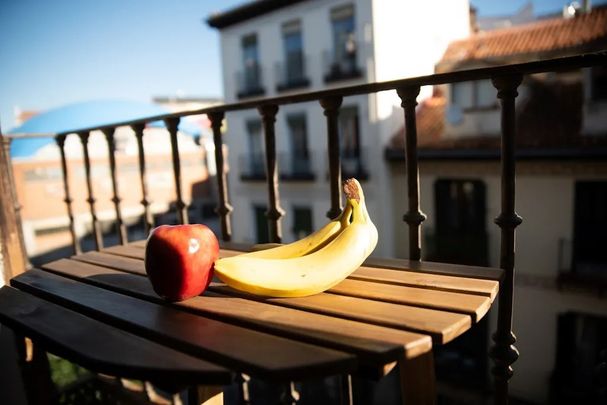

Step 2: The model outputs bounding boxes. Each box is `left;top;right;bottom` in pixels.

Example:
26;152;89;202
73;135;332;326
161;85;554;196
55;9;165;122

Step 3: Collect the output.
8;99;202;158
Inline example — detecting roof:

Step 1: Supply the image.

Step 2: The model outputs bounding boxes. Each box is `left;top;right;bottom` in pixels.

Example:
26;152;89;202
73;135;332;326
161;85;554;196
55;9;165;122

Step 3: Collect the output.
207;0;309;29
387;74;607;161
8;100;202;158
390;91;446;152
438;6;607;71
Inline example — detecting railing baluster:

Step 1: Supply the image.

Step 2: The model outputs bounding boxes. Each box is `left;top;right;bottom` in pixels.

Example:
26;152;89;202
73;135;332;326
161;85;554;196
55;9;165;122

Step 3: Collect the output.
102;127;127;244
397;86;426;261
490;74;523;405
131;123;154;235
164;117;188;225
320;97;343;219
55;135;81;255
258;104;284;243
78;131;103;250
208;112;233;241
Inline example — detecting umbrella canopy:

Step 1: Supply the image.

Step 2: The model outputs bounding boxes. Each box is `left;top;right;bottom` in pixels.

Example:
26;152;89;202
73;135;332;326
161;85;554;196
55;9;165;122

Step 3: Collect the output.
8;99;202;158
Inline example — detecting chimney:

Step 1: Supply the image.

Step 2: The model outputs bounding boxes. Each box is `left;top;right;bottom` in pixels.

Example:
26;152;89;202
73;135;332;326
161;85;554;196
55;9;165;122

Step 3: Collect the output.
469;5;479;34
563;1;591;18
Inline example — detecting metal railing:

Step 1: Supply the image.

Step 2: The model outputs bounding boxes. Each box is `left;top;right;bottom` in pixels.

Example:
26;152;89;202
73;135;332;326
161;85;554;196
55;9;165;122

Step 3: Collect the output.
5;51;607;404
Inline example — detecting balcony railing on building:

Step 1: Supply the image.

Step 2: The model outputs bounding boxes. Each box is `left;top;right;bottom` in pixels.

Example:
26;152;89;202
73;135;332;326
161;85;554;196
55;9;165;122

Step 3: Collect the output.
323;47;363;83
240;152;315;181
276;53;310;92
340;151;368;180
237;62;265;99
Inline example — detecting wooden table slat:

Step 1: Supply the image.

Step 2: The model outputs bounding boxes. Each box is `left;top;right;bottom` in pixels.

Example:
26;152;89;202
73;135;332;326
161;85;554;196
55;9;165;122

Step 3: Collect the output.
0;286;230;386
12;269;356;381
102;244;146;260
43;258;431;362
328;278;491;322
352;266;499;300
208;285;472;345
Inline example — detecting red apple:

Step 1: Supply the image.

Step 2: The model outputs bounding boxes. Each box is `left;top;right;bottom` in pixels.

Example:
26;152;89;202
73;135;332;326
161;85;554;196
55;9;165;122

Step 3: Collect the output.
145;224;219;301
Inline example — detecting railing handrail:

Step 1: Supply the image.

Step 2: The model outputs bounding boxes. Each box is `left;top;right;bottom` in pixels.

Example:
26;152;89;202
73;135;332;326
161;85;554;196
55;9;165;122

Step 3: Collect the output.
6;51;607;138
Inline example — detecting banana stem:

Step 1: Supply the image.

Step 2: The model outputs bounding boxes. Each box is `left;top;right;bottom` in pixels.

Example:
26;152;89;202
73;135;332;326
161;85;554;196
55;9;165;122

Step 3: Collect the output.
343;178;361;203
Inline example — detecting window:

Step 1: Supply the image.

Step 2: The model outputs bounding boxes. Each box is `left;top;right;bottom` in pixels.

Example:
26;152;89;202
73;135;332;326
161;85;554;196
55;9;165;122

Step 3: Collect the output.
573;181;607;279
254;205;269;243
286;114;310;176
591;65;607;101
451;80;496;110
551;312;607;403
246;120;264;177
432;179;488;266
240;34;262;96
338;106;366;178
282;20;305;86
292;206;313;240
328;4;358;76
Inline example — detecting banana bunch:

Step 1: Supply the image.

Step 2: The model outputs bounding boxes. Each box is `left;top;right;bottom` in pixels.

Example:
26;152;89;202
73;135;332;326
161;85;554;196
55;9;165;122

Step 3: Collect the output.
213;178;378;297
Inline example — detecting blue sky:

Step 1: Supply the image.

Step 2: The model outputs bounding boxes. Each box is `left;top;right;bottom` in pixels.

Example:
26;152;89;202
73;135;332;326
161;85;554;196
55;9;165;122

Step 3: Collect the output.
1;0;603;132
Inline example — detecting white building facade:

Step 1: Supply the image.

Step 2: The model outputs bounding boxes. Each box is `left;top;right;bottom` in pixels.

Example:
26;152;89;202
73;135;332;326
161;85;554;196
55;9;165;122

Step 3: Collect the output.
208;0;469;255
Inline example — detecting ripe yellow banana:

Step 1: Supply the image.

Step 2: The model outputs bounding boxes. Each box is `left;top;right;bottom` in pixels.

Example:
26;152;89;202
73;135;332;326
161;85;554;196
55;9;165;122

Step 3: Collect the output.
243;202;353;259
214;179;378;297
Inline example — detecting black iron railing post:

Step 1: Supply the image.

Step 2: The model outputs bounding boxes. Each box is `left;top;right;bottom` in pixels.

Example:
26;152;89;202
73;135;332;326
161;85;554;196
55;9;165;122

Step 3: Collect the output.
397;86;426;261
258;104;284;243
131;123;154;235
319;96;343;219
490;74;523;405
55;134;81;255
164;117;188;225
102;127;127;244
208;111;233;242
78;131;103;250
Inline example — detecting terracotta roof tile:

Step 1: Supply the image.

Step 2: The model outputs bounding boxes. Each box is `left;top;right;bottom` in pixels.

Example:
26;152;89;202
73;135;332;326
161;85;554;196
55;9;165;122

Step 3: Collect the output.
389;94;446;151
439;6;607;70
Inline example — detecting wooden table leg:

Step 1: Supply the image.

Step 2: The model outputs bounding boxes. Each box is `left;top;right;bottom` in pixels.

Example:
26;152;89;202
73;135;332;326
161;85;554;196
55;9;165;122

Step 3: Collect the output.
399;351;436;405
13;334;56;405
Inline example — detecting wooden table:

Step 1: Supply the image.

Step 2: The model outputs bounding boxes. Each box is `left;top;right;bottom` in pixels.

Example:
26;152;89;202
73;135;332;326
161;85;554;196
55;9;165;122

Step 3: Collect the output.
0;240;502;404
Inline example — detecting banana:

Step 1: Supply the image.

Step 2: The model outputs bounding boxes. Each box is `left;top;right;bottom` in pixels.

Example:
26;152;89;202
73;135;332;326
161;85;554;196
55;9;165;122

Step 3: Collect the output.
241;201;353;259
213;179;377;297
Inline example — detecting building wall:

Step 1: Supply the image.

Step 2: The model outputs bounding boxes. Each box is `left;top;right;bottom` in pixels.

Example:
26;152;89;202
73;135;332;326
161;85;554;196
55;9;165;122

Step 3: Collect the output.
389;159;607;403
216;0;470;254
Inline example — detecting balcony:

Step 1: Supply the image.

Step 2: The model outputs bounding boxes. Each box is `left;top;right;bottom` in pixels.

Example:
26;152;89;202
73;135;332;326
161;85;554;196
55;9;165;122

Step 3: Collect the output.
557;238;607;294
323;50;363;83
340;153;368;181
2;52;607;405
239;152;315;182
236;62;265;99
275;54;310;92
